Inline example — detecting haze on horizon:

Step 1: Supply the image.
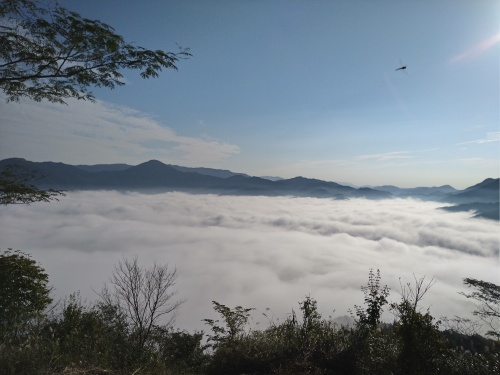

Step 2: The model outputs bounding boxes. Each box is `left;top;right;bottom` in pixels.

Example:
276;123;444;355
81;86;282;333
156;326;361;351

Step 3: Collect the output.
1;0;499;189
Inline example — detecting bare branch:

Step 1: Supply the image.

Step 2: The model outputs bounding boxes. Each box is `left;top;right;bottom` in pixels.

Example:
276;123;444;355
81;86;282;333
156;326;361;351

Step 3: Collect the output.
98;256;184;353
396;274;435;312
460;278;500;339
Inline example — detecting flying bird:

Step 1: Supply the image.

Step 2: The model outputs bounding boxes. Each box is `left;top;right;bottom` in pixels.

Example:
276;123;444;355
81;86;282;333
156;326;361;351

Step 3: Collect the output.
395;65;407;71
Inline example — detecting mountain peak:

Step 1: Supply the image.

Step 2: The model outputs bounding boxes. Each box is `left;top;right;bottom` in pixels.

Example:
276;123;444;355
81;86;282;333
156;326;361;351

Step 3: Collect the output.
464;178;499;191
140;159;166;166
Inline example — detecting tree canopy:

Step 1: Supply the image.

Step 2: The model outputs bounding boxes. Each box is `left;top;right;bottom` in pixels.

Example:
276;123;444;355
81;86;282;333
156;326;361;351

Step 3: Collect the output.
0;164;64;205
0;250;52;338
0;0;190;104
461;277;500;339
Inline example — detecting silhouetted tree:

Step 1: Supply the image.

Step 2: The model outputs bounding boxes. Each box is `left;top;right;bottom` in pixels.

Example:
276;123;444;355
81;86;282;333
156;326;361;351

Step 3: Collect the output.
353;268;390;327
99;256;183;356
1;0;190;103
461;278;500;340
203;301;254;349
0;164;64;205
0;250;52;340
391;275;445;375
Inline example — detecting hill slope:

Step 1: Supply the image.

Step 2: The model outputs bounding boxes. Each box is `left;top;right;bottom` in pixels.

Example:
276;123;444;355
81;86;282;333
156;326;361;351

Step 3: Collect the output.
1;158;498;220
0;158;390;200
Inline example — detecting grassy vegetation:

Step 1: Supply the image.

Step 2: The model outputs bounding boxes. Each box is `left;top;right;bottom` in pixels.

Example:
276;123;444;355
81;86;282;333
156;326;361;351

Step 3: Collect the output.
1;252;498;375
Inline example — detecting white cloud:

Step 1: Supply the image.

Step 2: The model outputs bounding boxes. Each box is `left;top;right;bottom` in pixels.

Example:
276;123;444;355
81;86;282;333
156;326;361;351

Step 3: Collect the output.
0;97;240;164
356;151;413;161
0;192;497;333
458;132;500;145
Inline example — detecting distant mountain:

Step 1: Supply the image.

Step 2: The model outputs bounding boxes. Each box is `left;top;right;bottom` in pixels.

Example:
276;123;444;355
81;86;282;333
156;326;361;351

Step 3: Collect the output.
76;163;132;172
2;158;99;188
273;176;388;199
1;158;498;221
437;178;499;220
371;181;500;221
168;165;250;179
372;184;458;200
439;202;499;221
463;178;499;192
75;162;250;179
445;178;499;203
260;176;283;181
0;158;390;200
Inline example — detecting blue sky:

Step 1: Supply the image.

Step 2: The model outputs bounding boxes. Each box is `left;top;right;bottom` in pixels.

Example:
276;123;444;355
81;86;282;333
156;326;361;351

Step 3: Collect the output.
1;0;499;188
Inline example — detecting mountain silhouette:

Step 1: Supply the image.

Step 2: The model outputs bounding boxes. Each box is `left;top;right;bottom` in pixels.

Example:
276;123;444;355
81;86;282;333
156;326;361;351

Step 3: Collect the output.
1;158;498;220
446;178;499;203
0;158;389;199
372;184;458;200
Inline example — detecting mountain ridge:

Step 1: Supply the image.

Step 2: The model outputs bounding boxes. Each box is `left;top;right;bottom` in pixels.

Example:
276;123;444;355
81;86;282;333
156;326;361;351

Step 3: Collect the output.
1;158;498;220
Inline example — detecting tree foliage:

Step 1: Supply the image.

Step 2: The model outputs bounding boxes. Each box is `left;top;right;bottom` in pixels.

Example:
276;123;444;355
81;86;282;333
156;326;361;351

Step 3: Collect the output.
0;249;52;339
0;164;64;205
352;268;390;327
203;301;254;349
2;258;499;374
461;277;500;340
390;275;445;375
0;0;190;103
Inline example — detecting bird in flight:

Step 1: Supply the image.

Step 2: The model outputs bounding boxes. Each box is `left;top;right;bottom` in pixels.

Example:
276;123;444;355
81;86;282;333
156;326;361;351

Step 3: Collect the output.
395;65;407;71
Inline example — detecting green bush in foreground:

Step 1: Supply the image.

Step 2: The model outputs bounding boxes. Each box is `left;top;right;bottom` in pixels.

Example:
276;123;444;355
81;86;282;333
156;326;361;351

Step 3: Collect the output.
1;253;498;375
0;250;52;343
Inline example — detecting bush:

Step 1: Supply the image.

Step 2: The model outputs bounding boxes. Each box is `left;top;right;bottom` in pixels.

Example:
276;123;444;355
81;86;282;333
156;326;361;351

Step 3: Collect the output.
2;255;499;374
0;249;52;341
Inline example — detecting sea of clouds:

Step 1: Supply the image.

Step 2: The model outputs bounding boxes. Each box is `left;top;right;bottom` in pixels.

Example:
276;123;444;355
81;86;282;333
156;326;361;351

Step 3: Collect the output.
1;191;498;332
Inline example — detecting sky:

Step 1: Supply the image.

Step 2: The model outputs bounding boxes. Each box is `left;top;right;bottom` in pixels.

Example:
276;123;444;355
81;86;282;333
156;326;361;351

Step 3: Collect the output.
0;191;498;333
0;0;499;188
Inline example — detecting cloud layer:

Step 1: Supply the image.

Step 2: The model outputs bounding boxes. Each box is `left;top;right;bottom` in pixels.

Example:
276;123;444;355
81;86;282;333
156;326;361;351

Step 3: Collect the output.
0;192;498;332
0;98;240;165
